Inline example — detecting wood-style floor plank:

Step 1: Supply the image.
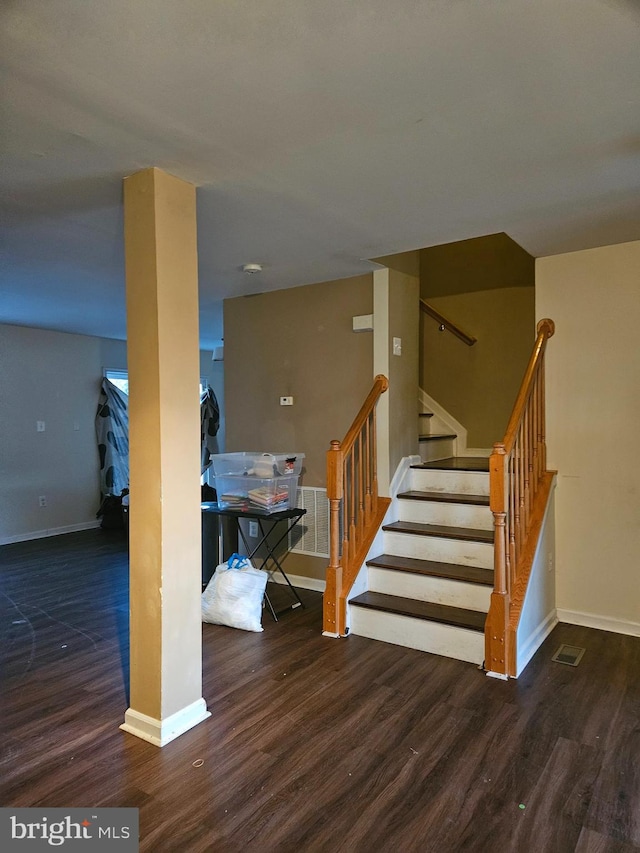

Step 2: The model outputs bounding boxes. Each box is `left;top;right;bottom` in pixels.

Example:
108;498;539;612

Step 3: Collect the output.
1;530;639;852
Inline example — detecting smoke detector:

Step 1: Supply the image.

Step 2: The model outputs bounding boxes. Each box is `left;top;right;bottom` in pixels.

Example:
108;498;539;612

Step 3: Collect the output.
242;263;262;274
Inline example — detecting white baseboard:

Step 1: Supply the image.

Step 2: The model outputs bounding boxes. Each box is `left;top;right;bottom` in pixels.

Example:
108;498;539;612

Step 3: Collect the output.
516;609;559;677
269;572;326;593
120;698;211;747
557;609;640;638
0;519;102;546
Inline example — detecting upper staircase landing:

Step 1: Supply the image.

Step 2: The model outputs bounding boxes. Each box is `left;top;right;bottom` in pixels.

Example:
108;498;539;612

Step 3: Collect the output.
414;457;490;472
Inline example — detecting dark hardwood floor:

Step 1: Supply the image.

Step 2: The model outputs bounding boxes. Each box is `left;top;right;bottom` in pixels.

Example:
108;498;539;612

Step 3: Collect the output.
1;529;639;852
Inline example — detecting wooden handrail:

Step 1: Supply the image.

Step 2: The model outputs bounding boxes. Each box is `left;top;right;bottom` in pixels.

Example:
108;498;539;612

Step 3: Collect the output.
323;375;391;636
420;299;477;346
485;318;555;677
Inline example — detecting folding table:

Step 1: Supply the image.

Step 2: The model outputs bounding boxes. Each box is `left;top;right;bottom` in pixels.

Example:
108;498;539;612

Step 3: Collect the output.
201;502;307;621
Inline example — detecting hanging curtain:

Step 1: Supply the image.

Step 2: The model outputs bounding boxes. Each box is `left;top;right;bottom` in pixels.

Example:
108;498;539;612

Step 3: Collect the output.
201;386;220;475
95;378;129;497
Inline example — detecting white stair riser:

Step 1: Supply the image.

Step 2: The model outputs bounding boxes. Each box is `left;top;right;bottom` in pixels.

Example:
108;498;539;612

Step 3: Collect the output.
369;566;492;611
420;438;455;462
383;530;494;569
398;499;493;530
350;608;484;665
410;468;489;496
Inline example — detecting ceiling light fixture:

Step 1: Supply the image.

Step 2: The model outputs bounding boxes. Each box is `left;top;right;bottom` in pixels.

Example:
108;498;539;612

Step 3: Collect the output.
242;263;262;274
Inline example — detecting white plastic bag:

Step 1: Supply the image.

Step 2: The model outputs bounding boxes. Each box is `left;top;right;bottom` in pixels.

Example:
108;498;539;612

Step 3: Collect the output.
201;554;268;632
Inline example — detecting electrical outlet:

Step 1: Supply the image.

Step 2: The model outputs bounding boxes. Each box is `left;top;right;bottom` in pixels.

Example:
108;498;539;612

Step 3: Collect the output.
39;495;47;507
280;396;294;406
37;420;46;432
249;521;259;538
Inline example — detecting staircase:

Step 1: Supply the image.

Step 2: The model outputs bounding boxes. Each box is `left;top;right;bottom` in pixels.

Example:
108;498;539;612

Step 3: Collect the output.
349;455;493;666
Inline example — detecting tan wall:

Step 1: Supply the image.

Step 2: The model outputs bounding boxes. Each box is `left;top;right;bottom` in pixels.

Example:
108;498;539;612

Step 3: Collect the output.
223;274;374;580
420;234;535;446
224;274;374;484
536;240;640;631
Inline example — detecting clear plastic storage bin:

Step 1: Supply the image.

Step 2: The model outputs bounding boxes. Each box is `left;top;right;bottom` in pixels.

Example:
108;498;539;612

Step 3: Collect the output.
214;473;299;513
210;452;304;478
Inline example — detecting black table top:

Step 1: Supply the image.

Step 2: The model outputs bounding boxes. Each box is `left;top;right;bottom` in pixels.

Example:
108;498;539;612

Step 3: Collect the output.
201;502;306;521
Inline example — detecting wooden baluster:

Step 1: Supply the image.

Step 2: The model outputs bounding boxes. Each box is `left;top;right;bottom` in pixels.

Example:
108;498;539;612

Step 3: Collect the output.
509;451;516;591
513;439;521;574
371;410;379;509
364;416;372;522
532;369;540;485
357;432;365;541
523;405;530;530
349;450;356;563
537;367;544;483
540;358;547;471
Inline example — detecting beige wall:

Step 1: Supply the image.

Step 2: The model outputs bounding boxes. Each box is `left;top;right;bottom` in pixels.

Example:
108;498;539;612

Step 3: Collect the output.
224;274;373;580
0;323;222;544
420;234;535;446
0;324;127;543
388;268;420;475
536;240;640;632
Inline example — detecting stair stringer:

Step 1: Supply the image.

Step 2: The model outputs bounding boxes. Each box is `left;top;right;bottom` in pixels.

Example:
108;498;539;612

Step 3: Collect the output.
344;454;422;632
419;388;491;458
511;474;558;677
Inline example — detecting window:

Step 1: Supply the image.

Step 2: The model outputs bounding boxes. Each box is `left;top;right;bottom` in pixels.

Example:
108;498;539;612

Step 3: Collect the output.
103;369;206;397
104;369;129;396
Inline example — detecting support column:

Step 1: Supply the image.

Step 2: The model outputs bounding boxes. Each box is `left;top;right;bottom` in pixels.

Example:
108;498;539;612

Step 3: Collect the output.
373;268;391;496
121;167;210;746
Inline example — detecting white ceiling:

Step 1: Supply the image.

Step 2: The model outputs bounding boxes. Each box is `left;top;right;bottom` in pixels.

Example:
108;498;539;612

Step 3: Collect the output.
2;0;639;349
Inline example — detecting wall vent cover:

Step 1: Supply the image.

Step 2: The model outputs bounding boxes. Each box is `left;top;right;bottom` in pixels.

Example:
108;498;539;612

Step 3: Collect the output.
551;644;586;666
289;487;329;557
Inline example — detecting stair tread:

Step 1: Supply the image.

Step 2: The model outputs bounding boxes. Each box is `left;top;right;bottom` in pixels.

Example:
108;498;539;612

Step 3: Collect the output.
367;553;494;586
418;433;457;441
412;457;490;472
383;520;494;543
350;591;487;632
398;490;490;506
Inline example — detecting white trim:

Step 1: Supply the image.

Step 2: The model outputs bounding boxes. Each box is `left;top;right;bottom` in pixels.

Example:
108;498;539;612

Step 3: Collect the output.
322;630;340;638
485;671;509;680
516;609;559;677
557;609;640;638
0;520;101;546
269;572;326;593
120;698;211;747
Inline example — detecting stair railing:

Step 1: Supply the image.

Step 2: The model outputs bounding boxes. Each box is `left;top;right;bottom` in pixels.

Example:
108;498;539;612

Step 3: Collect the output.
323;374;391;636
420;298;477;346
486;318;555;676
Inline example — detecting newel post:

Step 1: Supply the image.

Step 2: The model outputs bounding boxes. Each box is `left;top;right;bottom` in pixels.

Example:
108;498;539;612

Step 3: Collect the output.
323;440;344;636
486;443;511;677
